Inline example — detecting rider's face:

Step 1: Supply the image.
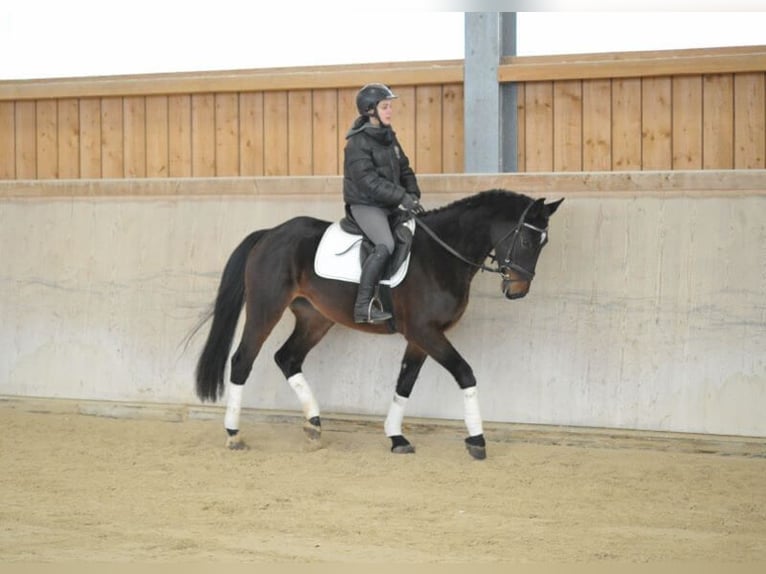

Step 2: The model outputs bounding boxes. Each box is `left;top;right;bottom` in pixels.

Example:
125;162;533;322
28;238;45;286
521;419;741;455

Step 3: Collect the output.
374;100;394;126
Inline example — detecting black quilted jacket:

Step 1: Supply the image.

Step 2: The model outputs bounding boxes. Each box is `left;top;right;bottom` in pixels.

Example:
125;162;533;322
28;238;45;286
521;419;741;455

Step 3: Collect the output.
342;118;420;209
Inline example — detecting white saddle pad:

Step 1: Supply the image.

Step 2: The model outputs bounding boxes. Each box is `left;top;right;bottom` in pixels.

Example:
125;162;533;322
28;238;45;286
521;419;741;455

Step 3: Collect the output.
314;220;414;287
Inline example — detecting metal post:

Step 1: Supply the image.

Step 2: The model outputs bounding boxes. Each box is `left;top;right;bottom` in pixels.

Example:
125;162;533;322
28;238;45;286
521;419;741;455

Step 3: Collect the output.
500;13;518;172
464;13;518;173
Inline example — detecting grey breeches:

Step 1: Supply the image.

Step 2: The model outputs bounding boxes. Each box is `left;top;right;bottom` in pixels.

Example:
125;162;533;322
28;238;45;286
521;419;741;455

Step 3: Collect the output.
348;204;395;256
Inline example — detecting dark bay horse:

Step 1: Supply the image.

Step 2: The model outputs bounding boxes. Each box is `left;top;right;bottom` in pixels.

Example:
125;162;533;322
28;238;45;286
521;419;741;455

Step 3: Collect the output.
194;190;563;459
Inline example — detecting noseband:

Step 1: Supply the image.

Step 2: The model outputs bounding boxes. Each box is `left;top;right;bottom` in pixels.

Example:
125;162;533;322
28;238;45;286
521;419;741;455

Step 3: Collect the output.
412;199;547;282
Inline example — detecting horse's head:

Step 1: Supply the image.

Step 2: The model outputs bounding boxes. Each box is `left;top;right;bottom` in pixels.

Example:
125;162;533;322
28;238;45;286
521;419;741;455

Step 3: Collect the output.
494;197;564;300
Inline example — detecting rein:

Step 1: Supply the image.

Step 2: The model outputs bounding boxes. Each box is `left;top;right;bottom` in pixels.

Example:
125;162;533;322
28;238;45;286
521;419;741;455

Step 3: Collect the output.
411;215;500;274
411;199;537;278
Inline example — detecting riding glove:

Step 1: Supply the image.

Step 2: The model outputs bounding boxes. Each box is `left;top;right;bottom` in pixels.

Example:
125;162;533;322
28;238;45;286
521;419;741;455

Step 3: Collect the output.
400;193;425;215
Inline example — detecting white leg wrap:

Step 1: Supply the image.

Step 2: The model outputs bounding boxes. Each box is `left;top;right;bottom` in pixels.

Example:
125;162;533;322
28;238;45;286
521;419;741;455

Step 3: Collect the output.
287;373;320;420
463;386;483;437
384;393;409;437
224;383;244;431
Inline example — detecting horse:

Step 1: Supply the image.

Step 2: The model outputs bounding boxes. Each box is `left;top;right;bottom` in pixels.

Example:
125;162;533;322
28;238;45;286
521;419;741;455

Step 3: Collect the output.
193;189;563;459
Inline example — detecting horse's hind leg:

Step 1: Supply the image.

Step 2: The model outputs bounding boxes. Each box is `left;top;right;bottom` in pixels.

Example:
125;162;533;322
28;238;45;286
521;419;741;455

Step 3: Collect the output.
225;287;293;450
274;298;334;444
385;342;427;454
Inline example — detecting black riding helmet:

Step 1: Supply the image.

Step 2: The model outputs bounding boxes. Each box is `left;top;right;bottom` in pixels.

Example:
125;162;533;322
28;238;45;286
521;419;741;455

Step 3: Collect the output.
356;83;398;116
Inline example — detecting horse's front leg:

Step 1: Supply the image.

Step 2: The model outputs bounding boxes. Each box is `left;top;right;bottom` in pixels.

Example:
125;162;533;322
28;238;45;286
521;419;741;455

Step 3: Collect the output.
385;343;428;453
412;330;486;460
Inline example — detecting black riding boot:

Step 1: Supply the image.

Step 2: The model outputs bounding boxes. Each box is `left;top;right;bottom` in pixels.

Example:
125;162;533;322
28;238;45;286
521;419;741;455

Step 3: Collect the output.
354;245;393;324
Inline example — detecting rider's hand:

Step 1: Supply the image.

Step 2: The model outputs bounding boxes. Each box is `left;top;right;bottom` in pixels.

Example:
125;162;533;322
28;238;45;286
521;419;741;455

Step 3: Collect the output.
399;193;425;215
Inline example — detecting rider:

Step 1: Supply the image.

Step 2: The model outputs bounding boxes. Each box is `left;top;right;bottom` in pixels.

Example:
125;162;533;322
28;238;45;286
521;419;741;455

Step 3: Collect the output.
343;83;424;324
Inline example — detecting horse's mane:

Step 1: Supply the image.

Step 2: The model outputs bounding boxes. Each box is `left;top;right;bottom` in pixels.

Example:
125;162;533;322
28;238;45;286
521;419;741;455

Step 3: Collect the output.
423;188;528;217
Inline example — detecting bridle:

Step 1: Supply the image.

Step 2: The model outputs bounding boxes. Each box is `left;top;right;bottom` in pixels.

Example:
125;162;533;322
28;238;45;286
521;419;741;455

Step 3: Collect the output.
412;199;548;283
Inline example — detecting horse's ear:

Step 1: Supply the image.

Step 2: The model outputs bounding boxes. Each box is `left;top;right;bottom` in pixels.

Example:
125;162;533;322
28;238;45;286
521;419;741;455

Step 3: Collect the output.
545;198;564;216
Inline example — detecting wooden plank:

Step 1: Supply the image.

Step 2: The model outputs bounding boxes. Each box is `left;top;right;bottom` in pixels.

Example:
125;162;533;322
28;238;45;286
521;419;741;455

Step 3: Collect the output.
337;87;357;174
0;102;15;178
5;170;764;199
287;90;312;175
734;73;766;169
515;83;526;171
263;91;288;176
311;89;338;176
15;101;36;179
553;80;582;171
191;94;215;177
524;82;554;172
703;74;735;169
168;95;191;177
123;96;146;178
35;100;58;179
101;97;124;178
1;60;465;101
442;83;464;174
641;77;672;170
582;80;611;171
611;79;642;171
672;76;703;169
146;96;169;177
499;47;766;82
79;98;101;178
415;85;443;174
392;86;416;172
239;92;264;176
57;99;80;178
215;93;239;176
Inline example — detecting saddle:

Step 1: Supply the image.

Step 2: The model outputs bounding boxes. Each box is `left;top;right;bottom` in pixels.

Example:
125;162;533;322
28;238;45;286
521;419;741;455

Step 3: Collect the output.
314;209;415;287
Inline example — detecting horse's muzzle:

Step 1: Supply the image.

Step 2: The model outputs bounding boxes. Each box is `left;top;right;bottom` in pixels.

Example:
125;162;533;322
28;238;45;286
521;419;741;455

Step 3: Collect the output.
501;271;531;300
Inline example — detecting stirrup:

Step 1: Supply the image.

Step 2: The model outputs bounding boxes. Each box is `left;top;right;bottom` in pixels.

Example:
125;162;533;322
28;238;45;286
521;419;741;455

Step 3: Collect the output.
355;298;392;324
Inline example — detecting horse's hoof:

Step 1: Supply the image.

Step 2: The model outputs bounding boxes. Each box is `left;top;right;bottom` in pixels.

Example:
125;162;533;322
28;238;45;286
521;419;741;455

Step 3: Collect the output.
390;435;415;454
303;416;322;442
226;436;249;450
465;434;487;460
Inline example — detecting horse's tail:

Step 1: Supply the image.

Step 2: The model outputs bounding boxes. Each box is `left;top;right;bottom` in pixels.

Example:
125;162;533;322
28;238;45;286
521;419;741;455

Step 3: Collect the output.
194;229;267;402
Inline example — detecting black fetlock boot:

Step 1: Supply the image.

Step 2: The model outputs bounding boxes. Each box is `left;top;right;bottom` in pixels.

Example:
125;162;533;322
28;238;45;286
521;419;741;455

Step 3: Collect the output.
354;245;393;324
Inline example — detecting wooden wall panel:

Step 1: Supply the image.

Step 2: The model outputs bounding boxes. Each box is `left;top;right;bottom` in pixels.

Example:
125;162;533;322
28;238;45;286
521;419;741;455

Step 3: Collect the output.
146;96;169;177
1;48;763;181
79;99;101;178
524;82;554;172
168;95;191;177
191;94;215;177
442;84;464;173
215;93;239;176
124;96;146;178
672;76;703;169
288;90;312;175
312;89;338;176
101;97;124;178
0;102;15;178
553;80;582;171
415;85;443;174
703;74;734;169
58;99;80;178
337;88;357;175
263;91;288;176
239;92;264;176
582;80;611;171
515;83;526;171
15;101;36;179
734;73;766;168
611;79;642;170
36;100;58;179
392;86;416;171
641;78;672;170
